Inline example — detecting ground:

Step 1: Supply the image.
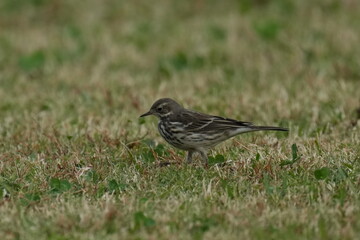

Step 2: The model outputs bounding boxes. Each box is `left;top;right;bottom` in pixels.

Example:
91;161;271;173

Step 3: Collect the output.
0;0;359;239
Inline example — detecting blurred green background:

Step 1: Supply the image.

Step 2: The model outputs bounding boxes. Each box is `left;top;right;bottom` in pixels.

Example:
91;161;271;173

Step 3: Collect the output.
1;0;359;119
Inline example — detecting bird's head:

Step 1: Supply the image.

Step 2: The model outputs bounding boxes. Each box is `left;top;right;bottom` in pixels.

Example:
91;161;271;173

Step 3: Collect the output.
140;98;182;119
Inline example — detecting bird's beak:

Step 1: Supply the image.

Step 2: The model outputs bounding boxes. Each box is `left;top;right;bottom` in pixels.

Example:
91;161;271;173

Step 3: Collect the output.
140;110;152;118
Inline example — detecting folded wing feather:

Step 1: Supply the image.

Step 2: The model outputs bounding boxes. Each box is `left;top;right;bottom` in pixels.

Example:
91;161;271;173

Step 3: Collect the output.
177;111;253;132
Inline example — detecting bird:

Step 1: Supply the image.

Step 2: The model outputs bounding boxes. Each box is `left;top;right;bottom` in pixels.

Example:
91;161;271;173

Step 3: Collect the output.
140;98;288;165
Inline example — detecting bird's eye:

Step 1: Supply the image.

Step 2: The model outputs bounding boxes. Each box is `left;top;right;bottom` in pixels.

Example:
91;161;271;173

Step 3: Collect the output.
157;107;163;112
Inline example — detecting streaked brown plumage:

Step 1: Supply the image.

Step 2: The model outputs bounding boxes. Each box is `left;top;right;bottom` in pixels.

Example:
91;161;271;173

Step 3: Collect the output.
140;98;288;165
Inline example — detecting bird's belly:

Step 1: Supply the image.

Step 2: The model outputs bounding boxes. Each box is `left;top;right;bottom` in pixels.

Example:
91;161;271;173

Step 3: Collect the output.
158;122;237;150
175;132;229;150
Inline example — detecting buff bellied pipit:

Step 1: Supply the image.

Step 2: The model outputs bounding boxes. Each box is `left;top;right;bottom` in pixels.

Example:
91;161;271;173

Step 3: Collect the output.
140;98;288;165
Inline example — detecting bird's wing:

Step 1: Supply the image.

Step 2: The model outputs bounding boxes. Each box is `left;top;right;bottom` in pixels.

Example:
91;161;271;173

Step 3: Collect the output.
176;111;253;132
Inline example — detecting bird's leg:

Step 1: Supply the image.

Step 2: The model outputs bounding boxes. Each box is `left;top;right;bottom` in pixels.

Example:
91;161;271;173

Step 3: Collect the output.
186;151;195;164
199;150;209;166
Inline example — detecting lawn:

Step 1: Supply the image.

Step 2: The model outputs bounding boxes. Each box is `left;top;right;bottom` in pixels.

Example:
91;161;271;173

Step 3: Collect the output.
0;0;359;239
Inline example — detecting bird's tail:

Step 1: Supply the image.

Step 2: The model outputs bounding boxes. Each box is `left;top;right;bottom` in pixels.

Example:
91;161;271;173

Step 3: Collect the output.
251;125;289;132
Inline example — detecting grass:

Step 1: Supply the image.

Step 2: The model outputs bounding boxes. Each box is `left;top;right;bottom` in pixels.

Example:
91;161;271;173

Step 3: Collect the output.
0;0;359;239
